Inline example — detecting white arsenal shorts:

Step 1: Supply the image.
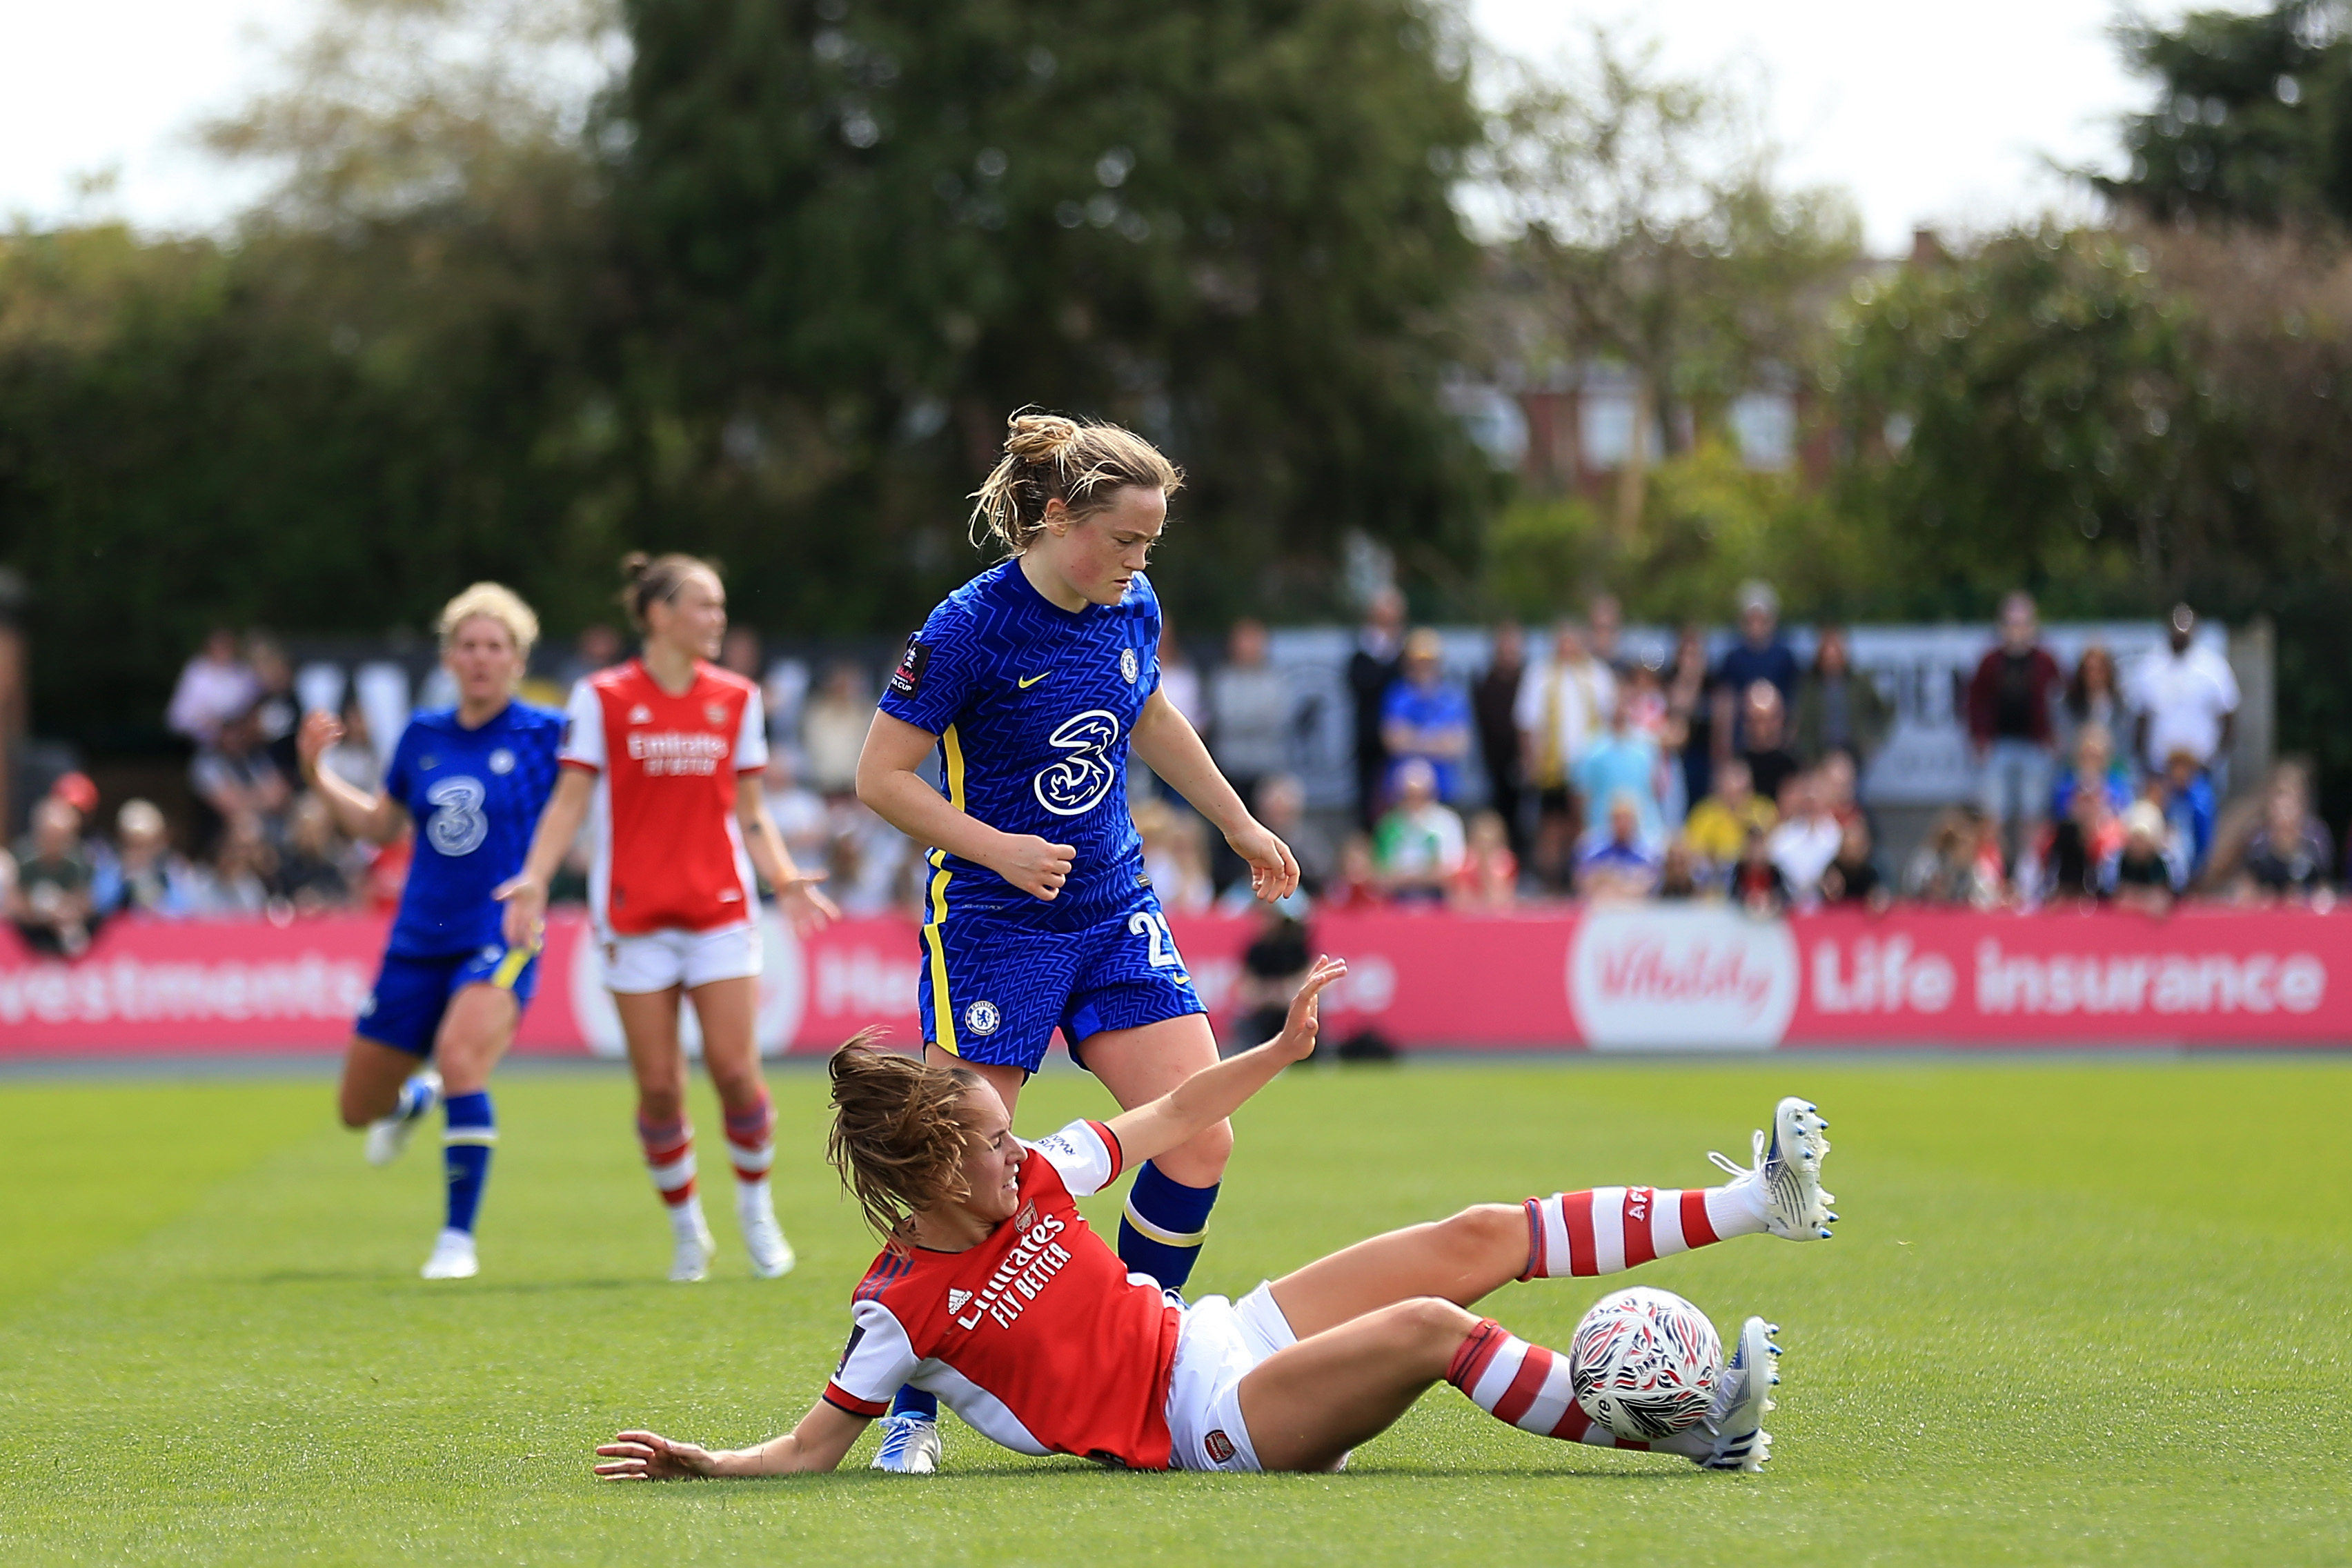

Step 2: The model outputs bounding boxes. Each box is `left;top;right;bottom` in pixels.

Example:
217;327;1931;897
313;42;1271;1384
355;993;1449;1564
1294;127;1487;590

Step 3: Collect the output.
1164;1282;1298;1473
600;922;762;995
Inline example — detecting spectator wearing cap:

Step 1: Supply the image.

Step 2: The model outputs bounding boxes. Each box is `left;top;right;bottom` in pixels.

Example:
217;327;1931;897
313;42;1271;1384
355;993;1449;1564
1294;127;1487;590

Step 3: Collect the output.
2103;799;2186;913
1381;628;1472;804
2128;604;2240;792
1791;626;1890;768
1709;581;1799;760
166;628;260;747
101;799;203;917
1373;756;1465;904
1966;591;2065;869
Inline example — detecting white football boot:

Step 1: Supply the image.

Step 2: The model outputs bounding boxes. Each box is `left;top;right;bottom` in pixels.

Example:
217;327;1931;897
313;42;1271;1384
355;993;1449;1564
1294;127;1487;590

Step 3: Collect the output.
1662;1315;1779;1471
420;1227;480;1280
870;1414;942;1474
1710;1096;1837;1240
364;1068;442;1167
737;1182;797;1279
669;1204;716;1282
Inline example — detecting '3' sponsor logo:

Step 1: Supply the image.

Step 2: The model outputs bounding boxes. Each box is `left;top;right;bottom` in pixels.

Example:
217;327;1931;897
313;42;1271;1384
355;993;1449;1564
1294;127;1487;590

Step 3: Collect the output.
1033;710;1121;817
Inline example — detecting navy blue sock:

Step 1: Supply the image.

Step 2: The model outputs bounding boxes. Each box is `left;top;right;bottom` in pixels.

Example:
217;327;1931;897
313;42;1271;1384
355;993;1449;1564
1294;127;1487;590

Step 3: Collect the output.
1117;1161;1219;1291
442;1091;496;1234
889;1387;939;1421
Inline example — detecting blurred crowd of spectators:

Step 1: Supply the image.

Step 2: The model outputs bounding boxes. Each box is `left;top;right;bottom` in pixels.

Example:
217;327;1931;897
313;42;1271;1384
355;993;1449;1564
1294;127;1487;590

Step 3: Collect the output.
1321;581;2330;918
5;593;2335;957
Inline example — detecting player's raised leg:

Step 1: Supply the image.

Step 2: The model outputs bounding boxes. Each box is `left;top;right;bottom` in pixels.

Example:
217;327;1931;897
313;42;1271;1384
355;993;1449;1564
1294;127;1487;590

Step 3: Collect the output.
691;974;794;1280
339;1034;439;1160
1267;1096;1835;1340
617;986;715;1282
1085;1013;1230;1293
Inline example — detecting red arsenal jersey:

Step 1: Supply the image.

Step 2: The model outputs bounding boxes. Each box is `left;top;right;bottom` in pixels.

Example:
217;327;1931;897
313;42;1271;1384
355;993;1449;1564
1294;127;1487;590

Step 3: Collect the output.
560;659;768;935
824;1120;1183;1469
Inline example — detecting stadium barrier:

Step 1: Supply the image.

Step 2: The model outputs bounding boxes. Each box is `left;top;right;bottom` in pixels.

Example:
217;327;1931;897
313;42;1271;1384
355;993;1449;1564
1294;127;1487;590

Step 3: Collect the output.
3;904;2348;1055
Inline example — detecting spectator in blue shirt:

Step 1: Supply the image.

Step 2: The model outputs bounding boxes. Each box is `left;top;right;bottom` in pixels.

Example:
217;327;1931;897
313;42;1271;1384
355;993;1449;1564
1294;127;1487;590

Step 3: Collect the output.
1381;628;1473;803
1572;700;1664;847
2155;746;2217;879
1710;580;1801;760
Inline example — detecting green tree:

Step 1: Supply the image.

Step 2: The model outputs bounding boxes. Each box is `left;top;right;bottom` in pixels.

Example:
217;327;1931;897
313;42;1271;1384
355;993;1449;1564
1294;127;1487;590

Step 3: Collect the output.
1479;31;1859;533
608;0;1491;626
2096;1;2352;230
1824;228;2257;617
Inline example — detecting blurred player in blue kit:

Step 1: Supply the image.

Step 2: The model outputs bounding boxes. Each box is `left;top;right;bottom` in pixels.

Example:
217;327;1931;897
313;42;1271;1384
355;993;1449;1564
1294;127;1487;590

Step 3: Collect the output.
300;584;563;1280
853;412;1303;1471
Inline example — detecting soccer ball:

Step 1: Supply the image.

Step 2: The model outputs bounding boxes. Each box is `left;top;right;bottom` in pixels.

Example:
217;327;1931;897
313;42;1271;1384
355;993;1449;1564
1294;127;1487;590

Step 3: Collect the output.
1568;1286;1723;1440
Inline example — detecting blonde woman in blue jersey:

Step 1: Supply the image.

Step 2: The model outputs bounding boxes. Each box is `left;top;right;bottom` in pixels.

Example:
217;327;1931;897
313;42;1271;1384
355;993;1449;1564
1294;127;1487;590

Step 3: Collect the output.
299;584;564;1282
855;411;1301;1471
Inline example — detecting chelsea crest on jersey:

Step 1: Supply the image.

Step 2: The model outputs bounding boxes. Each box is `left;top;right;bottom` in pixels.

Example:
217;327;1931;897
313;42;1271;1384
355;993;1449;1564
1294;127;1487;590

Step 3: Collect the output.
878;559;1160;928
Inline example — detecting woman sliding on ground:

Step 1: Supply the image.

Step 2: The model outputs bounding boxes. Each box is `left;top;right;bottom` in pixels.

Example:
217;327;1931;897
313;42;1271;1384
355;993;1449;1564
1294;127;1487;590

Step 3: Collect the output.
595;957;1837;1478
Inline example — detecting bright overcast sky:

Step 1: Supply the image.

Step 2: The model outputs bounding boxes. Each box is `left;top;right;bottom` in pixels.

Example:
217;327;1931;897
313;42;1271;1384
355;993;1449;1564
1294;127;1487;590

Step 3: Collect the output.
0;0;2218;252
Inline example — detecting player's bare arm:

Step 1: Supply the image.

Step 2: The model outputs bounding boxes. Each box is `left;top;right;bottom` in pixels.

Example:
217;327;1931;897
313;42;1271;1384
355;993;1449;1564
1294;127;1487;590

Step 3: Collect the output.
733;771;838;933
495;766;592;947
856;708;1075;902
1130;688;1301;902
595;1400;868;1480
1103;955;1343;1167
295;710;406;845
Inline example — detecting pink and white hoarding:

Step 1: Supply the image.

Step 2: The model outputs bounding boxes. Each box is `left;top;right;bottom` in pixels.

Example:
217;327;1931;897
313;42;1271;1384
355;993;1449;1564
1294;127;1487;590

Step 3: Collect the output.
1;906;2344;1055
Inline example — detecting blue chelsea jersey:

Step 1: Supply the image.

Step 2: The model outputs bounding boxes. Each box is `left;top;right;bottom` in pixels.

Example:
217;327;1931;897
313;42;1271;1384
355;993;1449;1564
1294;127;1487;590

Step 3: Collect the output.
382;701;564;957
878;559;1161;930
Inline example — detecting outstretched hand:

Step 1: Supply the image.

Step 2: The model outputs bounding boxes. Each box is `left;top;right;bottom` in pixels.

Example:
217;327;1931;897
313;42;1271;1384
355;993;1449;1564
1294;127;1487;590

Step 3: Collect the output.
1274;955;1348;1063
593;1431;720;1481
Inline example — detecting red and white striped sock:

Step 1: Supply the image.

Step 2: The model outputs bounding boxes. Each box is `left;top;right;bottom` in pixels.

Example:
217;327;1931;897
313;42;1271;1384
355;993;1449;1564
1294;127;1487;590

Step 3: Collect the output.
1517;1184;1764;1280
638;1115;698;1208
722;1092;775;1191
1446;1318;1646;1450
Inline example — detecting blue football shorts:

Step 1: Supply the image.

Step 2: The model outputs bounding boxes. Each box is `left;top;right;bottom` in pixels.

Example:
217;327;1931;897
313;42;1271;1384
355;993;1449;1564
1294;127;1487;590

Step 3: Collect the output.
355;941;541;1058
916;891;1207;1075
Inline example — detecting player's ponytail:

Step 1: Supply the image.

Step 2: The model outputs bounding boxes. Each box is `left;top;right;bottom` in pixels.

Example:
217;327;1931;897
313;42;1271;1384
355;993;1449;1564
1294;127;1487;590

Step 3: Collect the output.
618;551;722;631
826;1035;986;1237
967;409;1183;557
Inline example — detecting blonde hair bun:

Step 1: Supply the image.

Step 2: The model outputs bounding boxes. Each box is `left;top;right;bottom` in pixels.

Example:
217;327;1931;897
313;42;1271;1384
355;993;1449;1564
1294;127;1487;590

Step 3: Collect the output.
967;408;1182;557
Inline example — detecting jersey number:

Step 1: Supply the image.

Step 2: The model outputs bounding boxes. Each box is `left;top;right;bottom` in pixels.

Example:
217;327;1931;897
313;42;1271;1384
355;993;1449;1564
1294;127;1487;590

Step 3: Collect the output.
1033;709;1122;817
424;775;490;857
1128;909;1179;969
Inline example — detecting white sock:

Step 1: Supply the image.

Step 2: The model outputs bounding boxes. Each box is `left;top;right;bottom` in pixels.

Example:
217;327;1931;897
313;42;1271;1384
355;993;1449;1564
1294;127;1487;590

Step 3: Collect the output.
669;1194;708;1244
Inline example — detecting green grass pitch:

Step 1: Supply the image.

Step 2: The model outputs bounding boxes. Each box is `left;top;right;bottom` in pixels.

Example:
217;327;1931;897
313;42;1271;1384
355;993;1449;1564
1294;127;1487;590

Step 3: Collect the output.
5;1058;2349;1565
